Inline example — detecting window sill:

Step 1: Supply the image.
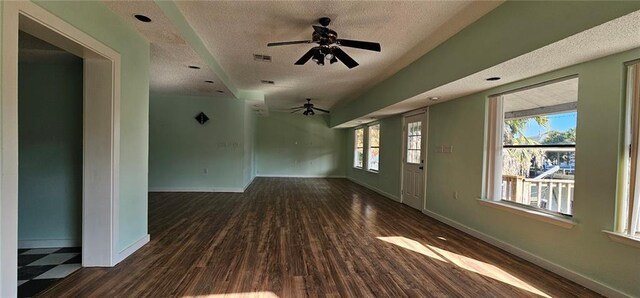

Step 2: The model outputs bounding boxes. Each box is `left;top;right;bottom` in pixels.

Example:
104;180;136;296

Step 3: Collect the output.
602;230;640;249
366;169;379;174
353;167;363;170
477;199;575;229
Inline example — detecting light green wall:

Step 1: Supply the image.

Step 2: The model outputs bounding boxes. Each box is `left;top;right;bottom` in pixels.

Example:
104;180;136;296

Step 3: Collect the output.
32;1;150;250
243;104;257;185
331;1;640;127
346;116;402;199
256;113;346;177
0;2;4;293
347;48;640;296
149;94;252;191
18;51;83;245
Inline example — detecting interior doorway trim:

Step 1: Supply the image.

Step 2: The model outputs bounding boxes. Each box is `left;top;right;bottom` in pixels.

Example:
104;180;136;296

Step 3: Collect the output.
1;2;121;296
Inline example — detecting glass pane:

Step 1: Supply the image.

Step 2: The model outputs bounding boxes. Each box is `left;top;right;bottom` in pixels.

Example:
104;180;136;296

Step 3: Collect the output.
355;148;364;168
500;77;578;215
355;128;364;148
503;112;577;146
369;125;380;147
408;121;422;137
368;147;379;171
406;120;422;164
407;149;421;164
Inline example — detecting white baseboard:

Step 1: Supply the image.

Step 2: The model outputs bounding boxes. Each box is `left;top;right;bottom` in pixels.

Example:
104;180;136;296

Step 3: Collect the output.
421;209;629;298
243;175;256;192
18;239;80;249
148;187;245;193
116;234;149;264
346;177;400;202
257;175;346;178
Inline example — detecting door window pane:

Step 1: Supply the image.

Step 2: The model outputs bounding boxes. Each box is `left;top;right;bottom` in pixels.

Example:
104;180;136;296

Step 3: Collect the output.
406;121;421;164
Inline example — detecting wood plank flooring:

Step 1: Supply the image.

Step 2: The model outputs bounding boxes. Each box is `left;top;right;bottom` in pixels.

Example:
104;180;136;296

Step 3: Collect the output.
39;178;600;297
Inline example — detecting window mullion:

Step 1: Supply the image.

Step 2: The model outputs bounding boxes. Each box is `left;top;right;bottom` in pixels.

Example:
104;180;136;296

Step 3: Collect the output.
629;64;640;234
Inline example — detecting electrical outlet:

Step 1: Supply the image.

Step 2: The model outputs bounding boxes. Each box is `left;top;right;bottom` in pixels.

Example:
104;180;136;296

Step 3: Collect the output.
453;191;458;199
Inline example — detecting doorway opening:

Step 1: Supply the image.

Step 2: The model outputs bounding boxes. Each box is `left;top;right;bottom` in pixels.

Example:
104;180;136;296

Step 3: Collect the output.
1;2;121;296
401;110;428;210
16;31;84;297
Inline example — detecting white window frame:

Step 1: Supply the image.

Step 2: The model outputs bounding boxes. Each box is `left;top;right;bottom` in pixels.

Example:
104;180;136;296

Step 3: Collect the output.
354;127;365;169
484;77;579;220
367;124;380;172
620;63;640;238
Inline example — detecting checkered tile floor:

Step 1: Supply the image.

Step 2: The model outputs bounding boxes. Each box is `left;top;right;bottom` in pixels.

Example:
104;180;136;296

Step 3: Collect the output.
18;247;81;298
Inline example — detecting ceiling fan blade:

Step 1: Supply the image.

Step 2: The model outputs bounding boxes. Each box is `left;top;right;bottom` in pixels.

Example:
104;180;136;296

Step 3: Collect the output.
288;106;305;109
267;40;313;47
290;108;303;114
313;107;330;113
337;39;381;52
312;25;328;35
294;48;318;65
332;47;359;69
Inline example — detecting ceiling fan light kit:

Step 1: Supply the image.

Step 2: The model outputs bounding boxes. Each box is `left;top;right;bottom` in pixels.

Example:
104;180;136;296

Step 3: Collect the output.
267;17;381;69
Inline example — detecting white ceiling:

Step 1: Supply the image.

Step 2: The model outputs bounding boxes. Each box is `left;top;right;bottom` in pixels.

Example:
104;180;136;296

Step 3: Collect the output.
336;9;640;127
503;78;578;113
104;1;233;98
174;0;501;110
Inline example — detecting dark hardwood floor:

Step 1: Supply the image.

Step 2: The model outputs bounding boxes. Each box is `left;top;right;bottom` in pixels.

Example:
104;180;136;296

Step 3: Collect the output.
39;178;599;297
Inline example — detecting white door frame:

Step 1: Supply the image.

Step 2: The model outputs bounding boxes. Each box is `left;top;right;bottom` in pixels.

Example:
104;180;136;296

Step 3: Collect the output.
1;2;121;296
400;108;429;210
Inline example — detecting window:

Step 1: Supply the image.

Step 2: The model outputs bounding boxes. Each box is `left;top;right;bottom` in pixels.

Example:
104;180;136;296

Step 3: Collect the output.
406;121;422;164
368;124;380;171
486;77;578;216
354;127;364;168
621;63;640;237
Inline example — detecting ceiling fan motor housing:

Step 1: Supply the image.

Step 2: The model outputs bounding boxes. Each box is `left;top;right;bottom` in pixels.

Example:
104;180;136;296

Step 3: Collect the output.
267;16;380;69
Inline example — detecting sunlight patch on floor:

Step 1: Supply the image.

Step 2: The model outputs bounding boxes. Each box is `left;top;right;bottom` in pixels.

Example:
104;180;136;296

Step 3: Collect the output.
184;292;278;298
377;236;550;297
377;236;447;262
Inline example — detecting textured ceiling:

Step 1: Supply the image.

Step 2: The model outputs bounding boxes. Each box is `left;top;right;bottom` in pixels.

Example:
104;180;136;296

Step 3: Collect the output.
175;0;501;111
105;1;234;99
503;78;578;113
336;9;640;127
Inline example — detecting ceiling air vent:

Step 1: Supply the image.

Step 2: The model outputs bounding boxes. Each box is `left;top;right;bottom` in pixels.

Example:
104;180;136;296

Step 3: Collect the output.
253;54;272;62
260;80;275;85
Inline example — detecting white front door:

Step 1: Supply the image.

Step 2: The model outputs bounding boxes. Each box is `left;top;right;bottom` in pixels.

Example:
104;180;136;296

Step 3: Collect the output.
402;112;427;210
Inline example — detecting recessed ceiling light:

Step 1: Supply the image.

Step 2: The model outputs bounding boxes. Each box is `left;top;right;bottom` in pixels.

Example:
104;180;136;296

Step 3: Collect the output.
486;77;501;81
204;80;214;84
134;14;152;23
429;97;440;102
216;90;224;93
188;65;200;69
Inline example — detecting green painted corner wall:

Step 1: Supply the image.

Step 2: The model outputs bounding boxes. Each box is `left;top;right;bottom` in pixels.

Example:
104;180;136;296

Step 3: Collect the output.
256;113;346;177
149;94;250;190
243;104;257;186
347;48;640;296
32;0;150;251
346;116;402;199
18;52;83;245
